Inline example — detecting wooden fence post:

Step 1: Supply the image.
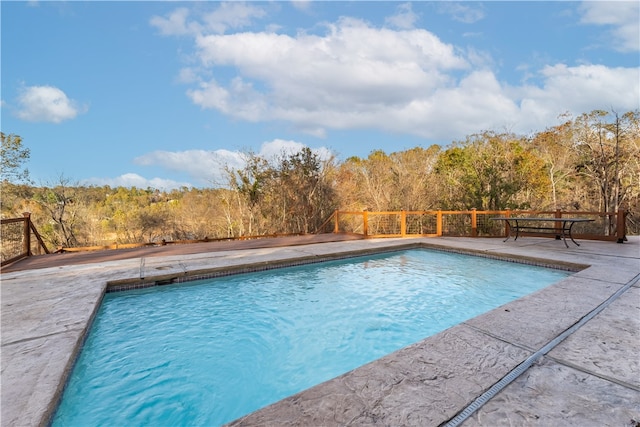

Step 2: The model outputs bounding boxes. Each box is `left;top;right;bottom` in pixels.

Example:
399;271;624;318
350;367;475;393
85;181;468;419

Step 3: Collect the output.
471;208;477;237
400;210;406;237
363;210;368;237
504;209;511;237
22;212;31;256
436;210;442;236
554;209;562;240
617;209;626;243
334;209;339;234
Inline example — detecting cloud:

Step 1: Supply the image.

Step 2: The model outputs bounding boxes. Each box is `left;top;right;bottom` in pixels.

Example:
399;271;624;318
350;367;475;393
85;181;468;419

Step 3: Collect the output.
15;85;85;123
134;149;243;186
83;173;192;190
259;139;306;159
385;3;419;30
291;1;312;12
176;67;200;84
150;8;199;36
202;2;267;34
132;140;334;187
150;2;266;36
186;16;468;136
579;1;639;52
437;2;485;24
514;64;640;127
258;139;334;163
158;3;639;143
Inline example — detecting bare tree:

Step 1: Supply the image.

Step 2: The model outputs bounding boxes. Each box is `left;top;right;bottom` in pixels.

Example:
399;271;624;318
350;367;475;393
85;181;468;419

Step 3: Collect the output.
34;175;82;247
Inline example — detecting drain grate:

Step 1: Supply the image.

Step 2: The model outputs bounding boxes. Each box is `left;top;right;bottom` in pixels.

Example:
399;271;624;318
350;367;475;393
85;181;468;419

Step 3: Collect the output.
443;272;640;427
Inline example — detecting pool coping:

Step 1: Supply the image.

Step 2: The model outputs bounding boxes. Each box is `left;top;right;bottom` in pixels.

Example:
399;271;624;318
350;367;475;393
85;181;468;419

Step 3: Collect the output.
1;236;638;426
105;241;589;292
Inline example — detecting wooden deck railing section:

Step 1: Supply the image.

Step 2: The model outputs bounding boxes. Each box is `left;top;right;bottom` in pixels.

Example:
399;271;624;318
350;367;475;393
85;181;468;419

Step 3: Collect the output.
0;209;628;266
1;212;50;267
316;209;627;243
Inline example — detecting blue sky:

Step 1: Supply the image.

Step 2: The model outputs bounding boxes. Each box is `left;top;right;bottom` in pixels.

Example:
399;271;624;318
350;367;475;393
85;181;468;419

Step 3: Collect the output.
2;1;639;189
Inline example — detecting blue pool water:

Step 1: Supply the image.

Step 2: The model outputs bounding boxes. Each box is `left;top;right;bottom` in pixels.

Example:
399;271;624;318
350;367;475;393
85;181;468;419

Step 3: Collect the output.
53;249;569;426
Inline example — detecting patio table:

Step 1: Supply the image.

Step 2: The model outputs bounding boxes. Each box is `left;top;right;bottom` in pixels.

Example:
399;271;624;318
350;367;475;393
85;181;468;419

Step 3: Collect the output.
491;217;595;247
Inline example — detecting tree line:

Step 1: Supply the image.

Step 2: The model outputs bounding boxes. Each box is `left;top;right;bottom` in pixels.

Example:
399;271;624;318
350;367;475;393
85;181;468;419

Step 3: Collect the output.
1;109;638;249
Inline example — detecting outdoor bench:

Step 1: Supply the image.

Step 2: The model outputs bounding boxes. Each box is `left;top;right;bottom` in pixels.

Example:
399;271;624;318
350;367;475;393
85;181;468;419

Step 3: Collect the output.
491;217;595;247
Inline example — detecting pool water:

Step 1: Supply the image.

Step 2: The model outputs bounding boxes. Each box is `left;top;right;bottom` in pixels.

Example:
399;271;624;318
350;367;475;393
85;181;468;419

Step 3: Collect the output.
53;249;569;426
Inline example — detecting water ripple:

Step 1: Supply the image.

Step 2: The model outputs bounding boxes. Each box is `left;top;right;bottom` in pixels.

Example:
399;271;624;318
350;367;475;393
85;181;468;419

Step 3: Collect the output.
53;249;568;427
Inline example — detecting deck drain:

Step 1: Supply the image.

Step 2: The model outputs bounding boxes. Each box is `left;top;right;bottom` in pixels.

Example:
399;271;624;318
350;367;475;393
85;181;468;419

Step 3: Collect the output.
443;272;640;427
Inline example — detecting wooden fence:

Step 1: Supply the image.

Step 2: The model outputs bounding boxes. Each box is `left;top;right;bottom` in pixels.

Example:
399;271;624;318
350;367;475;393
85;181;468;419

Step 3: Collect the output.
0;209;628;267
1;213;50;267
316;209;627;243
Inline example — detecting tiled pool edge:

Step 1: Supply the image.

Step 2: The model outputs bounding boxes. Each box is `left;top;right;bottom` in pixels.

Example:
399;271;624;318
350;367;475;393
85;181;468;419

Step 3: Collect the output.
106;242;588;293
46;287;108;427
106;244;421;292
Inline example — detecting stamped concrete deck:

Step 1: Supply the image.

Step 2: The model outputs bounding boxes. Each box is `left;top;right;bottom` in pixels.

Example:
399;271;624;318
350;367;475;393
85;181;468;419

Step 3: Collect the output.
1;235;639;426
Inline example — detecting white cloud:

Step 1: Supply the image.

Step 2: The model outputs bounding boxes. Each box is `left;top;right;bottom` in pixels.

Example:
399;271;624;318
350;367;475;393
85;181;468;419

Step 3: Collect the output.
291;1;312;12
201;2;266;34
150;8;200;36
150;2;266;36
580;1;639;52
83;173;192;190
186;17;468;136
385;3;418;30
186;76;268;122
158;3;639;143
15;85;85;123
514;64;640;128
134;149;243;186
258;139;306;160
437;2;485;24
541;64;638;106
176;67;200;84
258;139;334;163
131;141;334;187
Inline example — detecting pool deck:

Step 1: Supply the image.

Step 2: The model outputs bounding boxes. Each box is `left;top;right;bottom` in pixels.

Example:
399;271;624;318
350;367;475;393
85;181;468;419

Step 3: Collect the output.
1;235;639;426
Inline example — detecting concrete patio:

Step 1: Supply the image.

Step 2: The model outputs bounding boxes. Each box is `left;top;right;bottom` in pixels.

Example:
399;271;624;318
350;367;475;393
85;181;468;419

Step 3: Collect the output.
1;235;638;426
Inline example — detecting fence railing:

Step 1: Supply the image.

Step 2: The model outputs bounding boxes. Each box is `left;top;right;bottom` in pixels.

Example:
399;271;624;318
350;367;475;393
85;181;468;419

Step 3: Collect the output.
1;212;50;267
0;209;628;266
316;209;627;243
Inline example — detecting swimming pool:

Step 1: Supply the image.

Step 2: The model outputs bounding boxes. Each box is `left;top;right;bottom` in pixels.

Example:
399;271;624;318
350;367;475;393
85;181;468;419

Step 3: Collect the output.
52;249;570;426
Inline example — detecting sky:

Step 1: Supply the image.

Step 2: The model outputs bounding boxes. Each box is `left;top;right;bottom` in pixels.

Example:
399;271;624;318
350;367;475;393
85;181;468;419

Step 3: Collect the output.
2;1;639;190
